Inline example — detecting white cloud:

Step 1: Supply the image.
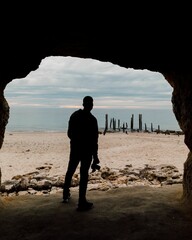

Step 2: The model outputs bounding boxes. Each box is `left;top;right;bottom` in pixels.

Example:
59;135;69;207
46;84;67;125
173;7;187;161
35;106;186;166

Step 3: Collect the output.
5;56;173;109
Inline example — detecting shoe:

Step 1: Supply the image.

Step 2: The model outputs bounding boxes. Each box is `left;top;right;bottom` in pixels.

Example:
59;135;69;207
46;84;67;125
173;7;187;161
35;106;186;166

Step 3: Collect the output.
63;191;71;203
76;200;94;211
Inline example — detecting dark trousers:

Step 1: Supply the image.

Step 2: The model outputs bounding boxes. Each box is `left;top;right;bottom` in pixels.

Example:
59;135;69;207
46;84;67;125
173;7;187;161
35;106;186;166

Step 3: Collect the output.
63;146;92;202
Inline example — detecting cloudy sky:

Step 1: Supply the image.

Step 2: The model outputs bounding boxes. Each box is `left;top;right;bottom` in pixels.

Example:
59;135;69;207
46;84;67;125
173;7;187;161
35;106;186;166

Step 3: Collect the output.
5;56;173;110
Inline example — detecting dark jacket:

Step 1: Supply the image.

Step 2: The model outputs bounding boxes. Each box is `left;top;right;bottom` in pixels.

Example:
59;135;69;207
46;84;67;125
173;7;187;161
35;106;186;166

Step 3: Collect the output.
67;109;99;157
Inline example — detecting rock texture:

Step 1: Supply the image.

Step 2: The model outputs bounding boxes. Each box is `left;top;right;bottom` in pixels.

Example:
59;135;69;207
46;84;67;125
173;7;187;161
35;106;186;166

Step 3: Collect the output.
1;11;192;200
0;164;183;197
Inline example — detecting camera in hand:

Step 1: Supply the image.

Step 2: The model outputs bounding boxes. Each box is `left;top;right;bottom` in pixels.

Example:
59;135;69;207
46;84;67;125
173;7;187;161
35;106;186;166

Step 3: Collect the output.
91;161;101;172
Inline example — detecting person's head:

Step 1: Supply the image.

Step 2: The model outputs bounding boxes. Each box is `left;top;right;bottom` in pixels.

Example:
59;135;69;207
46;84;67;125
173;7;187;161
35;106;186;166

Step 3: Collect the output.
82;96;93;112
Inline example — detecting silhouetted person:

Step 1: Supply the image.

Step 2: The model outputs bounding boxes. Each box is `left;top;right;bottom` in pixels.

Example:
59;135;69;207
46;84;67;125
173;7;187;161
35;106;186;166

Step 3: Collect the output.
63;96;100;211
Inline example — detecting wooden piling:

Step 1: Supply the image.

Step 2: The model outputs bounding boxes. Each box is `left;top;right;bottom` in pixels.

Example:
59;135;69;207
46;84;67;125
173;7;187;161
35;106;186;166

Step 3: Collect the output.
144;123;147;132
131;114;134;131
103;114;108;135
118;119;120;131
151;123;153;132
110;118;113;129
103;112;163;135
113;118;116;131
139;114;142;131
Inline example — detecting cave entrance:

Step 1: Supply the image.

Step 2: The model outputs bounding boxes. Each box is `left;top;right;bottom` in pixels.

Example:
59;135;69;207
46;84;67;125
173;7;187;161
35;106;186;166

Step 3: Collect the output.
5;56;179;132
1;56;187;194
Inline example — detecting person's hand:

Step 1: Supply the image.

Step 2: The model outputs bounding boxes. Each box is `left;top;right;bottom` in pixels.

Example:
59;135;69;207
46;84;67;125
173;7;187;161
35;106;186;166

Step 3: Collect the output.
91;155;100;172
93;155;100;164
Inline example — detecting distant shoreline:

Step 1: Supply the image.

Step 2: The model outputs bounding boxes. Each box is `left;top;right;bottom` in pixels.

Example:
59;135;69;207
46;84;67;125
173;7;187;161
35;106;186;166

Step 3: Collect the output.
5;128;183;135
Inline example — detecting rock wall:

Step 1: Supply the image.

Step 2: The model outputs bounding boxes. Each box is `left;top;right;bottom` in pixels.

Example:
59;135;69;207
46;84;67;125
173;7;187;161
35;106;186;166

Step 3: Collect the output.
1;24;192;200
163;72;192;201
0;92;9;149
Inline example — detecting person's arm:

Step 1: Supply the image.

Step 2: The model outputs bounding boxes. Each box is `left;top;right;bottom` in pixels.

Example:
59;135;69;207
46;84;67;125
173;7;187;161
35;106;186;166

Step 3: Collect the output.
91;145;100;172
67;117;72;139
67;112;76;139
93;118;99;158
91;118;100;172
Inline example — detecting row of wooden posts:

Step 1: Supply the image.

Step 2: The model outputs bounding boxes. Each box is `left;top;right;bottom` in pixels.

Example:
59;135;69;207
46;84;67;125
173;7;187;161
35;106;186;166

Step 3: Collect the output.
103;113;161;135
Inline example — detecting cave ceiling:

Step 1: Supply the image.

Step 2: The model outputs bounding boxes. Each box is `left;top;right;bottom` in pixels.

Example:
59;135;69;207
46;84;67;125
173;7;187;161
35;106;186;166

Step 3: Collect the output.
1;24;190;91
1;11;191;90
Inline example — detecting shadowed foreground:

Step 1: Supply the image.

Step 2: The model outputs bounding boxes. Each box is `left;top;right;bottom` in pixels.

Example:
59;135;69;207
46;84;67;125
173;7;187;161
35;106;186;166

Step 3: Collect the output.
0;185;192;240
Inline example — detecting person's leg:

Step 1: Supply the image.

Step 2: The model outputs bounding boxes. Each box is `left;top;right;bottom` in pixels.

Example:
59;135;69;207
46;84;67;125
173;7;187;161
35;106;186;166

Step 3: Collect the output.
63;151;79;201
77;155;93;209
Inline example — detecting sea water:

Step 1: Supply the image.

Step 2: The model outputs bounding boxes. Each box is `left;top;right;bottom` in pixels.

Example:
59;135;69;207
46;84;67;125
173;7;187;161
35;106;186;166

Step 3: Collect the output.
6;106;181;132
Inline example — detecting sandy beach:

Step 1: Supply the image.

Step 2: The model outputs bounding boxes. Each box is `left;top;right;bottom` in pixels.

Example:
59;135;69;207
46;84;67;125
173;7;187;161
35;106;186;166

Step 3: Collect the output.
1;131;192;240
0;131;189;182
